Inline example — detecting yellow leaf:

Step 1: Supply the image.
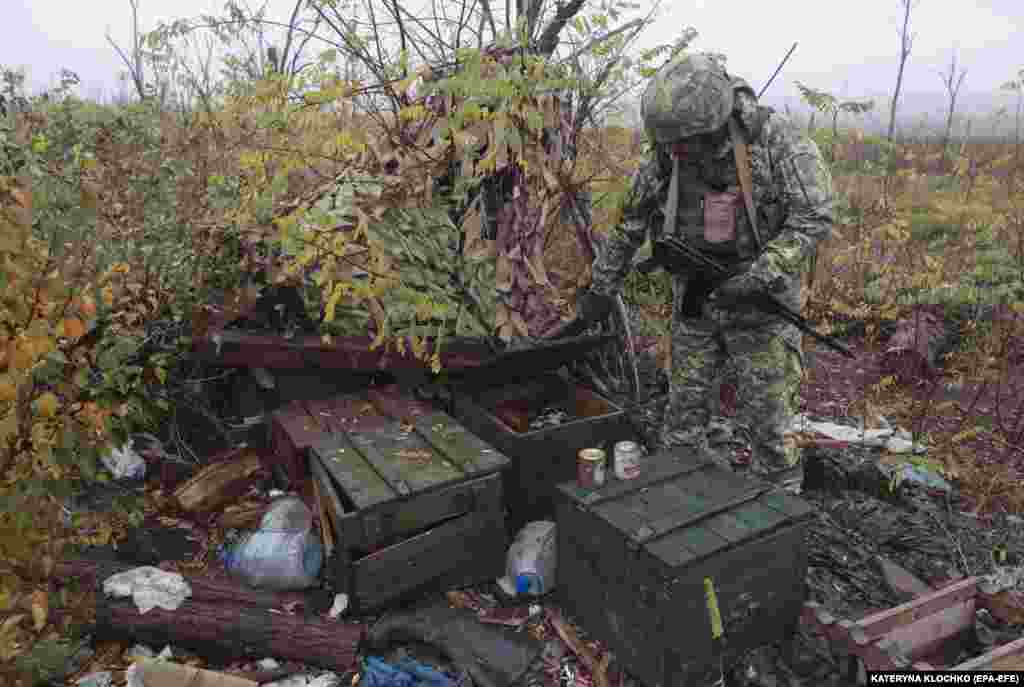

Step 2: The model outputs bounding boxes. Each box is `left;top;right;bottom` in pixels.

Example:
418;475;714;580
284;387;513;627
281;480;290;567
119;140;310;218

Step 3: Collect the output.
9;342;33;373
36;392;59;418
1;613;25;634
62;317;85;340
0;378;16;403
30;590;47;631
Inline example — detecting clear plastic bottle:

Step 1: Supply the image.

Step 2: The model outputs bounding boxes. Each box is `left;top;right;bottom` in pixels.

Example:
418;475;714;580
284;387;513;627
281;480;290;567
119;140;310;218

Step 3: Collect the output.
505;521;557;597
223;495;323;591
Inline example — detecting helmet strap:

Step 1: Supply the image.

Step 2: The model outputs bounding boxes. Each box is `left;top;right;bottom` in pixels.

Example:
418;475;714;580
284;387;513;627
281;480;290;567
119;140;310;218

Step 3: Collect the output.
661;156;681;242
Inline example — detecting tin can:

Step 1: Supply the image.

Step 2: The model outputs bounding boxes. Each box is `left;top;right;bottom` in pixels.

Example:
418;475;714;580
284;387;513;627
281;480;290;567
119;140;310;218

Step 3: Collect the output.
613;440;642;480
577;448;606;488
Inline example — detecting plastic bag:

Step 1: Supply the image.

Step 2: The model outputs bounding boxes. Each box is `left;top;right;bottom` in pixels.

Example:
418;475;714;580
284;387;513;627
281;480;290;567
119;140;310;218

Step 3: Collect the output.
224;496;323;591
103;567;191;614
101;439;147;480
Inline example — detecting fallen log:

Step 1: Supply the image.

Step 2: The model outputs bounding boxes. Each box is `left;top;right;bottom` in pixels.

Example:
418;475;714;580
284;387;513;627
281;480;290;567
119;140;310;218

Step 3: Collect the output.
55;557;321;612
95;596;365;674
881;306;958;385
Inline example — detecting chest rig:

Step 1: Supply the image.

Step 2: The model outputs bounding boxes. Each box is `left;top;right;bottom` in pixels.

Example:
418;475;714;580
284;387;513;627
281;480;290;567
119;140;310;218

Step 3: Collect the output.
655;106;776;267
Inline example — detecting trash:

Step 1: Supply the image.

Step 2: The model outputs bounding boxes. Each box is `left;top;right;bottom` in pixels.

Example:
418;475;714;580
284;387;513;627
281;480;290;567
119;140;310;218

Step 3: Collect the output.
362;656;460;687
502;521;557;597
223;495;323;590
174;449;264;513
265;673;342;687
329;593;350;619
368;600;543;687
127;659;259;687
257;658;281;671
545;609;611;687
790;414;927;454
101;440;147;480
529;407;570;431
891;462;952;492
981;566;1024;595
102;566;192;614
477;605;533;629
76;672;113;687
124;644;156;660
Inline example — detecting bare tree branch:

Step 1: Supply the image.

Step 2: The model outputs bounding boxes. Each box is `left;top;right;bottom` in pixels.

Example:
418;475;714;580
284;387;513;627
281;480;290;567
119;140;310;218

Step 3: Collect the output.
887;0;916;141
478;0;498;43
535;0;587;57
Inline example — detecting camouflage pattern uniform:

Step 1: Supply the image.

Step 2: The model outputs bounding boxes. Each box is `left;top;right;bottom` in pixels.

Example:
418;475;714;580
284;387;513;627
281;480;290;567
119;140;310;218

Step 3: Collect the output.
589;54;834;485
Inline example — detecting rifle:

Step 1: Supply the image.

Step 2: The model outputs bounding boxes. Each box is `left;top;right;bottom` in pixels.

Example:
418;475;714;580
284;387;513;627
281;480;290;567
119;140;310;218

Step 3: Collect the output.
637;236;856;358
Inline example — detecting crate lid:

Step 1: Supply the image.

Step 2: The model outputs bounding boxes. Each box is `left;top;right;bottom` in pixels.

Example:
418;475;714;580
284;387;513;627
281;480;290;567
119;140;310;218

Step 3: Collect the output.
439;332;618;390
306;389;509;511
557;450;815;568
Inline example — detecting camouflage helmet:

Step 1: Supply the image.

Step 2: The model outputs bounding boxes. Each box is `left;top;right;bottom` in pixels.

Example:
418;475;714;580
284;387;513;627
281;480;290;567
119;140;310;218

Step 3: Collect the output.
641;53;734;144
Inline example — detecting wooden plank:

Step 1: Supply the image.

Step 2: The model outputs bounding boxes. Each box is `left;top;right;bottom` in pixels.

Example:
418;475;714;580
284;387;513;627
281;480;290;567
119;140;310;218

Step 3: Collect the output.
192;330;492;371
758;490;816;521
729;500;789;532
412;412;508;475
853;577;980;639
311;436;394;510
703;511;758;545
340;474;489;552
368;385;508;476
309;449;350;527
641;486;768;544
270;402;326;482
883;599;975;661
365;385;436;422
652;523;728;560
307;394;389;435
353;512;485;609
954;636;1024;671
348;418;463;494
313;392;464;494
311;475;335;556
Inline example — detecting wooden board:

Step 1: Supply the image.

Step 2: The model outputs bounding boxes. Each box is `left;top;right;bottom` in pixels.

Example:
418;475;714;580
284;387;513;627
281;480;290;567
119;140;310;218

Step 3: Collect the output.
346;473;506;611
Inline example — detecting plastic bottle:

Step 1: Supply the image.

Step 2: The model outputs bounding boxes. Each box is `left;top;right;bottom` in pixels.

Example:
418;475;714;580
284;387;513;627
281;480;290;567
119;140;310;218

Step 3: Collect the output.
223;495;323;590
504;521;557;597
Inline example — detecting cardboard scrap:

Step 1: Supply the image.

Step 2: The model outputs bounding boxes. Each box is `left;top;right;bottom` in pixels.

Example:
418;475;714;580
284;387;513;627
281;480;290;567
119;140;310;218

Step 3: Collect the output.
128;659;258;687
173;451;263;513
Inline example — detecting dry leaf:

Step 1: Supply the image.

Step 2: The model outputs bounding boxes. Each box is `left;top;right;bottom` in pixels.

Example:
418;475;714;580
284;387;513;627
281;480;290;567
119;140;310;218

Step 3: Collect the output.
62;317;86;340
30;590;48;631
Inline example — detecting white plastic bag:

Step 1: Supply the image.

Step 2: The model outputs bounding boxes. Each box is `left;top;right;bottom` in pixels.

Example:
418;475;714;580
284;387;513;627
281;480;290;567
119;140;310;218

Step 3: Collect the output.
101;439;147;480
103;567;191;614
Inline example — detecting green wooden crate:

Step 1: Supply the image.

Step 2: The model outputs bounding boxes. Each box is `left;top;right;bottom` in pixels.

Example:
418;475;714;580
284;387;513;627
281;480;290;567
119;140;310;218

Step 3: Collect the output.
301;386;510;612
556;450;815;687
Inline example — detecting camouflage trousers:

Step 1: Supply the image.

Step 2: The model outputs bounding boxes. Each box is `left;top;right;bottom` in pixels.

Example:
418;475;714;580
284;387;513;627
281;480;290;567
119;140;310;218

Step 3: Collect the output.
659;306;804;479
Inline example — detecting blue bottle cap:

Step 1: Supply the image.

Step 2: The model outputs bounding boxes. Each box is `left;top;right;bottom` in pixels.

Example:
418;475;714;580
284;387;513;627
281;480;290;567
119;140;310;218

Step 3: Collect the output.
515;574;533;595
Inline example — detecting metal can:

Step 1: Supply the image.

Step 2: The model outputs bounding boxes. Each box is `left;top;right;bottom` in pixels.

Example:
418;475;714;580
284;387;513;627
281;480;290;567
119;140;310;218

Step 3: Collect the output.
613;440;642;480
577;448;606;488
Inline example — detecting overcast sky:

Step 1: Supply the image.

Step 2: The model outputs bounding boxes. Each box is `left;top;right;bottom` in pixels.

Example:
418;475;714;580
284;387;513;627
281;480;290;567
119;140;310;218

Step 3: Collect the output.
3;0;1021;115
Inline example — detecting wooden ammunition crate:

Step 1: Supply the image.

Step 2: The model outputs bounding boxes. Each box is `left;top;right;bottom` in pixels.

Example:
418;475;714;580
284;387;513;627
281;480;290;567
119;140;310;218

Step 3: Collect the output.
270;385;509;612
452;371;638;533
555;449;815;687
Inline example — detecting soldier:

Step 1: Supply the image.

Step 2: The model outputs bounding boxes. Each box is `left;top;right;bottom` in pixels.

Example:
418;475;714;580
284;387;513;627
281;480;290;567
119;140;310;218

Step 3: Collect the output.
576;52;835;493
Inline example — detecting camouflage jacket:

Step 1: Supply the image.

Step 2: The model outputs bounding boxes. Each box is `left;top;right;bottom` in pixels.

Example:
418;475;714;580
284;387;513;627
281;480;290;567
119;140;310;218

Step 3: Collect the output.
590;81;834;304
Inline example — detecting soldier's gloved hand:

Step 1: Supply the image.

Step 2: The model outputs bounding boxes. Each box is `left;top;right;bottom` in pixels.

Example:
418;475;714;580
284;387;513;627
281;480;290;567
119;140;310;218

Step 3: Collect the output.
711;261;786;309
575;288;614;325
